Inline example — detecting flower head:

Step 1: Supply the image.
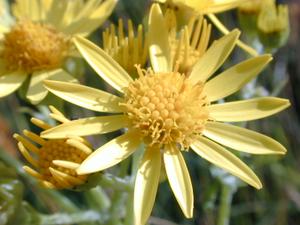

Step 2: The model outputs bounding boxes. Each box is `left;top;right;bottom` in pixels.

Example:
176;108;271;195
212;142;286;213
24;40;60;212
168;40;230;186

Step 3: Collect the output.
238;0;266;14
257;1;289;34
0;0;117;103
42;4;290;225
14;106;92;189
3;20;69;73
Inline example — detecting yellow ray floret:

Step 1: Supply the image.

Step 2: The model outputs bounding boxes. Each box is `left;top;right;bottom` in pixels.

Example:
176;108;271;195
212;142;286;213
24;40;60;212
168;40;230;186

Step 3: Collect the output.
0;0;117;103
14;106;91;189
42;4;290;225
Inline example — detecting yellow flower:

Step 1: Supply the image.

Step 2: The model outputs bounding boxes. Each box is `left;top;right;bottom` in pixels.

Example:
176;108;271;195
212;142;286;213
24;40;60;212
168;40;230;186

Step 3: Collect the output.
238;0;269;14
257;1;289;34
14;105;93;189
42;4;289;225
0;0;117;103
102;19;148;75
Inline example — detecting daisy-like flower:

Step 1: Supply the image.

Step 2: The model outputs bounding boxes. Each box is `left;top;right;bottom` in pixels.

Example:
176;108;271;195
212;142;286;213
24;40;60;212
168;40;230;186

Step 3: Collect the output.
42;4;290;225
0;0;117;103
102;19;148;75
257;0;289;34
14;105;93;189
238;0;269;14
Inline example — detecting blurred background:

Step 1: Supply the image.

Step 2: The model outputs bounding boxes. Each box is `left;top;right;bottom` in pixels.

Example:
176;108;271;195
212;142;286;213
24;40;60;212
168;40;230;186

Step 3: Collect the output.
0;0;300;225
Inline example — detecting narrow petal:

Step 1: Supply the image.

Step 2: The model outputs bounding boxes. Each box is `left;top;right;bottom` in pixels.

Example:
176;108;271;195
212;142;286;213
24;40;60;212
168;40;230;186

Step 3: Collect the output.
63;0;117;36
41;115;128;139
44;0;68;28
148;3;171;73
74;36;133;93
12;0;41;21
77;131;141;174
164;144;193;218
0;71;27;98
203;121;287;155
27;69;77;104
208;97;290;122
47;68;78;82
44;80;123;113
204;55;272;102
26;71;51;104
191;136;262;189
134;146;161;225
189;29;240;85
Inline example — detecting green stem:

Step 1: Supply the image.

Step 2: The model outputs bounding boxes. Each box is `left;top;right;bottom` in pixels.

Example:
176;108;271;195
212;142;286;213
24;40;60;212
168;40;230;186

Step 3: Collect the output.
124;190;134;225
40;210;105;225
100;173;132;191
85;186;111;211
107;192;124;225
217;184;234;225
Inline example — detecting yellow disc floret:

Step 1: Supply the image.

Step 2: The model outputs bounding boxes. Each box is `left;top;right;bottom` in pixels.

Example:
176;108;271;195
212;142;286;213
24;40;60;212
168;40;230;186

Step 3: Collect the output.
38;140;88;188
123;67;209;149
2;20;69;73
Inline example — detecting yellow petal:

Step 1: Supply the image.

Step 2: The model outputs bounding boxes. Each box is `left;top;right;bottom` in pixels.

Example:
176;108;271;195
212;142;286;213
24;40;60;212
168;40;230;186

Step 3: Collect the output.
44;80;123;113
12;0;41;21
191;136;262;189
203;121;287;155
41;115;128;139
189;29;240;85
74;36;133;93
134;146;161;225
26;71;52;104
148;3;171;73
27;68;77;104
0;71;27;98
204;55;272;102
164;144;193;218
63;0;117;36
77;131;141;174
44;0;68;28
208;97;290;122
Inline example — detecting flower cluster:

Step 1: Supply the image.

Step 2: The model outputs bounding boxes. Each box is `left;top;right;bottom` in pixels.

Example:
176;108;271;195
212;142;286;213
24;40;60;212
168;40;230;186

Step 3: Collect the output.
1;1;290;225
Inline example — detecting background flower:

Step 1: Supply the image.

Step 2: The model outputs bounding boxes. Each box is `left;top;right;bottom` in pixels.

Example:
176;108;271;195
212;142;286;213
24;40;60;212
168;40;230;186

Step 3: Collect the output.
0;0;117;103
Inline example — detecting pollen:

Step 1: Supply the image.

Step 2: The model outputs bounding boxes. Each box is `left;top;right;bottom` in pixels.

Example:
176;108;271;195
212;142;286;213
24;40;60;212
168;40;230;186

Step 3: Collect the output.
123;67;209;149
2;20;69;73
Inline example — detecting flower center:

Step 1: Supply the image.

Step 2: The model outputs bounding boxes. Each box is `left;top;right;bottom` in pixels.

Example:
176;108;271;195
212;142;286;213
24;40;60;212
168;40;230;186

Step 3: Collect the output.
123;67;209;149
2;20;69;73
38;140;87;188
